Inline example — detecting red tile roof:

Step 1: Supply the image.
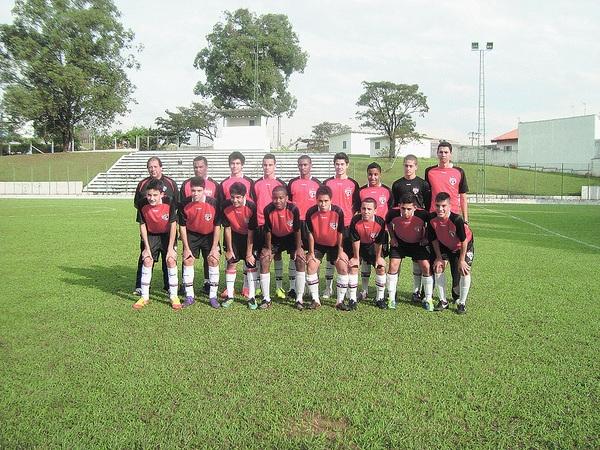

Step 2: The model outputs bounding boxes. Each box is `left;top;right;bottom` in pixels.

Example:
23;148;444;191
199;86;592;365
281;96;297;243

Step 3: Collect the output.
491;129;518;142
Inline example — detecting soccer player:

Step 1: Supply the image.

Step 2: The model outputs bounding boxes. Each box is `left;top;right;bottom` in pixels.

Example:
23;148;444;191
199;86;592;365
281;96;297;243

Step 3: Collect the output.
259;186;304;309
322;152;360;299
178;177;221;308
221;182;260;310
179;156;220;295
288;155;321;302
358;162;393;300
385;194;433;310
347;198;387;310
133;179;180;310
428;192;474;314
305;185;349;311
133;157;178;296
250;154;287;299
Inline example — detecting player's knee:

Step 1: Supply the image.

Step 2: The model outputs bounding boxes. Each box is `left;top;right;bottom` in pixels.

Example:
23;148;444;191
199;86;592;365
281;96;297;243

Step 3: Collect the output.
376;266;385;275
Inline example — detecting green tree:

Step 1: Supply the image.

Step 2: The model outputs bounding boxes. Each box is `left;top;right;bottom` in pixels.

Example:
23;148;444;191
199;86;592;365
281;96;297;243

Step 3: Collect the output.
194;8;308;117
311;121;351;146
0;0;139;151
155;102;218;145
356;81;429;159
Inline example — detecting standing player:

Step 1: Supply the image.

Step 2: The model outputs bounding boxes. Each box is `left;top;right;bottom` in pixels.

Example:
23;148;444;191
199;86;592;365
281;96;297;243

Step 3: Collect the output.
358;162;393;300
429;192;474;314
347;198;387;310
305;186;349;311
259;187;304;309
133;179;180;310
178;177;221;308
322;152;360;299
288;155;321;301
385;194;433;310
221;182;259;309
133;157;178;296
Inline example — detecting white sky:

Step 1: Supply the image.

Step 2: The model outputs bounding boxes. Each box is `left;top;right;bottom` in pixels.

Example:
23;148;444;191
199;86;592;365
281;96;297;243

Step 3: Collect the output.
2;0;600;144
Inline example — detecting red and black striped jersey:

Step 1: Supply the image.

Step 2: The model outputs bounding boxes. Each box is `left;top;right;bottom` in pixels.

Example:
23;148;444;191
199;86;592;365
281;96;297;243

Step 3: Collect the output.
424;166;468;214
323;176;360;227
359;184;393;219
221;199;258;235
386;208;428;244
263;203;300;238
428;212;473;252
218;175;254;201
134;175;178;208
250;177;287;226
137;197;176;235
178;196;220;235
349;214;386;245
305;204;345;247
288;176;321;220
179;177;220;202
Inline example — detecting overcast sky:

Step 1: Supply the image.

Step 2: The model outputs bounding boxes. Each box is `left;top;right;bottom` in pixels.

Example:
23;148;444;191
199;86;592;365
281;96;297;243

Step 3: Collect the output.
2;0;599;144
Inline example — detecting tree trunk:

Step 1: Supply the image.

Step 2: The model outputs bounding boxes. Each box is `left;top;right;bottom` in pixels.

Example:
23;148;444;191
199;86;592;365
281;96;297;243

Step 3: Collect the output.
388;135;396;160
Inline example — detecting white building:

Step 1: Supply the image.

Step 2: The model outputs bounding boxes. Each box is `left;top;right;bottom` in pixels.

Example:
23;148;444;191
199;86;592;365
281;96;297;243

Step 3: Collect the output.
213;107;273;151
328;130;379;155
368;135;436;158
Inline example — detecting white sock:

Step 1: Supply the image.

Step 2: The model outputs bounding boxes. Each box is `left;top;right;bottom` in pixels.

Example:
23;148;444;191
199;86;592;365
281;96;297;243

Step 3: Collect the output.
325;262;334;292
306;273;319;302
183;265;194;298
226;269;236;299
242;268;248;291
208;266;219;299
288;258;296;291
412;261;422;293
422;275;434;301
246;267;257;299
255;261;261;291
348;273;358;301
260;273;271;302
336;274;349;304
141;265;152;300
361;261;371;292
168;267;178;299
375;273;386;300
386;272;398;302
295;271;306;303
458;274;471;305
274;259;283;290
435;272;447;302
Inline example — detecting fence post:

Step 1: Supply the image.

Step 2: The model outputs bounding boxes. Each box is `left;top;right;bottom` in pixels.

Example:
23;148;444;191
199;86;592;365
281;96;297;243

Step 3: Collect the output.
588;163;591;200
561;163;564;199
86;165;89;185
51;141;54;153
93;136;96;151
533;163;537;198
114;138;117;151
507;165;511;198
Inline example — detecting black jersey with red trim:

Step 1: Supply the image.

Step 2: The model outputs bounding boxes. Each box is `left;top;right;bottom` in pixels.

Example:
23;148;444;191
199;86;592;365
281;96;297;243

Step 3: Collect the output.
428;212;473;252
323;176;360;226
288;176;321;220
424;166;468;214
359;184;393;219
180;177;220;202
386;208;428;244
305;204;345;247
134;175;178;208
137;197;176;234
219;175;254;201
349;214;386;245
221;199;258;235
178;196;220;235
391;176;430;210
251;177;287;226
263;203;300;238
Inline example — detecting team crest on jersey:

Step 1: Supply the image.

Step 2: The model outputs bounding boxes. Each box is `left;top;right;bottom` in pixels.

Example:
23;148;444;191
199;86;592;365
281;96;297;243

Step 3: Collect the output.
344;188;352;198
309;190;316;198
414;226;421;233
412;187;420;194
244;218;249;224
205;189;213;197
162;213;169;221
330;222;338;230
370;232;377;239
449;231;456;238
379;196;386;205
287;220;294;227
449;177;457;186
204;213;212;221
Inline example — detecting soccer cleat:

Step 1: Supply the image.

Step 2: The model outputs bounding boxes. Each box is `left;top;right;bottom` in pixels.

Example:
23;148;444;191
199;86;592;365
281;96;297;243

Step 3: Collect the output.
132;298;148;310
247;298;258;310
411;292;422;303
222;298;234;308
309;300;321;310
423;299;434;312
357;290;368;302
387;298;397;310
203;282;211;295
275;287;286;299
295;301;304;311
171;297;182;310
209;297;220;309
183;296;196;308
456;304;466;315
220;288;232;299
375;299;387;309
133;288;142;296
335;302;349;311
348;300;358;311
322;286;332;299
259;299;272;310
434;300;449;311
288;289;297;300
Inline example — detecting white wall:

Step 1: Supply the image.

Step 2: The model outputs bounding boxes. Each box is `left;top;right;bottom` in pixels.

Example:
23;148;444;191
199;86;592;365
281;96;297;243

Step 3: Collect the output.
370;137;433;158
213;115;271;150
329;132;378;155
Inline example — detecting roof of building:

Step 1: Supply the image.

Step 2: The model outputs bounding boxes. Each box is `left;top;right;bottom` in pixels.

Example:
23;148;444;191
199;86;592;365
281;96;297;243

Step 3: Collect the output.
491;129;518;142
328;130;378;138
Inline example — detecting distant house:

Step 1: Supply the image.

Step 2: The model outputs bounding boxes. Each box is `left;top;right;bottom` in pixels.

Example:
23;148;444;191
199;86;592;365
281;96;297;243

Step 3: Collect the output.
328;130;379;156
491;129;518;152
368;135;437;158
213;107;273;151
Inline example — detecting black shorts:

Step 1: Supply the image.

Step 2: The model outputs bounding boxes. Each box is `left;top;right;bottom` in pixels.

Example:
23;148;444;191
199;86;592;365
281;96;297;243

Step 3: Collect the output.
146;233;174;262
186;231;219;260
358;244;380;267
271;234;297;256
342;228;354;256
389;242;430;261
439;240;474;266
225;231;251;264
314;243;339;264
299;220;310;249
253;226;266;256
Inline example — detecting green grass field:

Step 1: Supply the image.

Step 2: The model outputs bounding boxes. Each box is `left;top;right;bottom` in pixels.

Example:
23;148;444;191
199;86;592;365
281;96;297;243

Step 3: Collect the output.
1;199;599;448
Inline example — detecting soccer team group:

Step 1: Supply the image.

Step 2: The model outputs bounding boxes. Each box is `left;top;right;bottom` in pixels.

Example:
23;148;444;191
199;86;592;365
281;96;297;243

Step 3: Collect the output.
132;141;474;314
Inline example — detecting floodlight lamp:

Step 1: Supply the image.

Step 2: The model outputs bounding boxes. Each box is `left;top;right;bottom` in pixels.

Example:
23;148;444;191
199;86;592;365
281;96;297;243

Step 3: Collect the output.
486;42;494;50
471;42;479;50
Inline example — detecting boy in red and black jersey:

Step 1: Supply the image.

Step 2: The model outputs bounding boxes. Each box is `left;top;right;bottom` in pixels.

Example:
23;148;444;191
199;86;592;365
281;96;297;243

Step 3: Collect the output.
347;198;387;310
134;179;181;311
385;194;433;310
428;191;474;314
221;181;260;309
218;151;254;201
258;186;304;309
305;185;349;311
178;177;221;309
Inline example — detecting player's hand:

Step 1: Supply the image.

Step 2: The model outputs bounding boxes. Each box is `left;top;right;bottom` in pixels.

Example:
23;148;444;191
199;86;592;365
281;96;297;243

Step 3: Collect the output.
306;252;316;264
183;247;193;261
348;256;359;268
209;248;220;263
459;260;471;276
376;256;386;269
295;248;306;262
246;253;256;266
337;250;349;265
166;248;177;264
225;250;234;262
433;258;445;273
141;248;152;262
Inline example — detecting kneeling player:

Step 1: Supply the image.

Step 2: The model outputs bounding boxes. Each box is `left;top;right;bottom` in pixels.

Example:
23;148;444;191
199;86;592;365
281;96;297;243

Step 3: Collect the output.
385;194;433;310
259;186;304;309
179;177;221;308
134;179;180;310
305;186;349;311
222;182;260;309
348;198;387;310
429;192;474;314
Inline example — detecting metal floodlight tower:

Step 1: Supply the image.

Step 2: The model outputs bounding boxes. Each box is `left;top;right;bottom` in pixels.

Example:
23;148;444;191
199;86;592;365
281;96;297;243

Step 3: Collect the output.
472;41;493;202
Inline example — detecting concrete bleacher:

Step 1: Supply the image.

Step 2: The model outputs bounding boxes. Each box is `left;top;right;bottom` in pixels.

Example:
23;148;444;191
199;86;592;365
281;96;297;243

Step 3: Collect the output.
83;149;336;194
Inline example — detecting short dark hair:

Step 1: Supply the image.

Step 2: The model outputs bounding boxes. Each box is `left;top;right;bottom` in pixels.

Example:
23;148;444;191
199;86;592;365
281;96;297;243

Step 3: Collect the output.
333;152;349;164
435;191;451;203
193;156;208;165
403;154;418;164
147;156;162;168
362;197;377;207
146;179;164;192
230;181;247;197
228;151;245;165
298;154;312;163
272;186;287;197
437;141;452;152
367;162;382;172
400;193;416;205
316;185;332;198
190;176;205;188
263;153;276;162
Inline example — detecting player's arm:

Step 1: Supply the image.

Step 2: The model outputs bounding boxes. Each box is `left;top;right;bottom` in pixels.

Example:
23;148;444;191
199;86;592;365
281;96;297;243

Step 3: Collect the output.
431;239;444;273
166;221;177;264
349;240;360;268
246;229;256;266
139;223;152;262
307;231;315;262
460;193;469;223
210;225;221;263
264;230;272;255
180;225;193;262
224;226;234;262
458;237;470;276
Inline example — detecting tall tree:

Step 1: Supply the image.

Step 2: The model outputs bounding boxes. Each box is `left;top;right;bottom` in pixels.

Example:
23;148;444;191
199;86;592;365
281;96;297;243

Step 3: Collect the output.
194;8;308;117
155;102;218;145
0;0;139;151
356;81;429;159
311;121;351;146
